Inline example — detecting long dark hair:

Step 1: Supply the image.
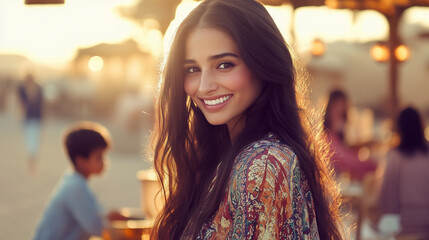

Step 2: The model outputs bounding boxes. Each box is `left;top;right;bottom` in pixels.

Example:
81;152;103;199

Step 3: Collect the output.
151;0;342;239
397;107;428;155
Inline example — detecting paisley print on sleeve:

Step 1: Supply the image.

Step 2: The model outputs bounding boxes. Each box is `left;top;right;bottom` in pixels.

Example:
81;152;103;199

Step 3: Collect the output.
197;133;320;240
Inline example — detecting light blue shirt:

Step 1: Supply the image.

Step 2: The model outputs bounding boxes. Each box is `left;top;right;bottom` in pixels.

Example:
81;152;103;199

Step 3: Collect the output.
33;171;104;240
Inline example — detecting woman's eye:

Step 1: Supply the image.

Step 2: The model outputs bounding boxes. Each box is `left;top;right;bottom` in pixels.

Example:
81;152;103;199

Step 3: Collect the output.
186;67;199;73
218;62;234;69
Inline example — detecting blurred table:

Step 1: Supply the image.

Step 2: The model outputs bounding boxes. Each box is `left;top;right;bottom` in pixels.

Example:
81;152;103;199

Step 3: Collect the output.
102;207;154;240
103;218;154;240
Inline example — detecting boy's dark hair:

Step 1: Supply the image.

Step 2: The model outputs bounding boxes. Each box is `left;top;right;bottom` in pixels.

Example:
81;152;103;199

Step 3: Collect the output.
63;121;111;166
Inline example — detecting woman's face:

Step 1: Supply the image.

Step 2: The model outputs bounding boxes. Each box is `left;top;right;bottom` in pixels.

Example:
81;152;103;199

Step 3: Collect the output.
329;97;347;132
183;27;261;135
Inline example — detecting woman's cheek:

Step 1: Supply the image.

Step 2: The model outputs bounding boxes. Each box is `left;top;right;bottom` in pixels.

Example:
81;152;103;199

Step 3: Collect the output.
184;77;197;96
222;69;252;91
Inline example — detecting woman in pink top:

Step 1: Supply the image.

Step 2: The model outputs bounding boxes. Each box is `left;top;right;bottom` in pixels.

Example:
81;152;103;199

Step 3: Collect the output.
324;90;377;181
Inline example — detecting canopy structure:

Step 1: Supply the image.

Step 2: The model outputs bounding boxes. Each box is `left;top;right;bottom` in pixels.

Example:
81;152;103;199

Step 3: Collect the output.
324;0;429;15
259;0;429;16
259;0;429;117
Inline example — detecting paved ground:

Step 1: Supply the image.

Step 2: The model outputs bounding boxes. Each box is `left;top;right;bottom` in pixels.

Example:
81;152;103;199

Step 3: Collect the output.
0;111;152;239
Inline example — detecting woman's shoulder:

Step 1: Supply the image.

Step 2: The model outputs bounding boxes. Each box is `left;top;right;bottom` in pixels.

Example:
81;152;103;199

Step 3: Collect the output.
234;133;297;174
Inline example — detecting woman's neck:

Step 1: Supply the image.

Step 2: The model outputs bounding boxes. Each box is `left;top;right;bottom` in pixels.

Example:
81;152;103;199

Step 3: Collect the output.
227;120;244;143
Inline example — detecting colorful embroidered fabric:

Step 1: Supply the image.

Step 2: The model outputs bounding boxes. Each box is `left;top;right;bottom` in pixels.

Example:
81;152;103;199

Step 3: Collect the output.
197;133;320;239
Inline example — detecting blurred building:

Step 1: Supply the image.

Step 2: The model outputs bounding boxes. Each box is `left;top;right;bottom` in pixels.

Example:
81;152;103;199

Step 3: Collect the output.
69;39;157;152
70;39;157;118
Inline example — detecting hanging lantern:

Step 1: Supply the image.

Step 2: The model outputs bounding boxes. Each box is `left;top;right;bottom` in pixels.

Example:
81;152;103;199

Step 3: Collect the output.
312;39;325;57
370;43;389;62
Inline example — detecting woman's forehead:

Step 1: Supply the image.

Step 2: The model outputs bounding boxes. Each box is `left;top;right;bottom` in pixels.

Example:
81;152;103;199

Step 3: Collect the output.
185;27;239;59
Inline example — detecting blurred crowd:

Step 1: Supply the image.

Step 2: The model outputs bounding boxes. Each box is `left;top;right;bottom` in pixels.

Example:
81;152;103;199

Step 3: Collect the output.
323;89;429;240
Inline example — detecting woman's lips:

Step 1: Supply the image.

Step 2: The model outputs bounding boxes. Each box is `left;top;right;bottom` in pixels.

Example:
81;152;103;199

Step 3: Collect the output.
199;94;232;110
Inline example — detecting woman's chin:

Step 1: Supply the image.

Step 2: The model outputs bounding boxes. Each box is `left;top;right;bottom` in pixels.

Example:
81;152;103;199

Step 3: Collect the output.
206;119;226;126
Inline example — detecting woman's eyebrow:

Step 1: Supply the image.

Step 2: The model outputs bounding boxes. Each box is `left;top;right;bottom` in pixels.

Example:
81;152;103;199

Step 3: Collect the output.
184;59;196;64
184;52;239;64
209;52;239;60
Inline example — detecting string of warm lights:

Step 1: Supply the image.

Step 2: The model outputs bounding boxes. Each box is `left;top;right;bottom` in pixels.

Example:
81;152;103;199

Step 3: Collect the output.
370;43;411;62
311;39;411;62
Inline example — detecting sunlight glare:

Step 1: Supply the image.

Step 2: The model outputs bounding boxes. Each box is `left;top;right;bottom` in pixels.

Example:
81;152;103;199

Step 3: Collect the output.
295;7;354;52
266;5;293;43
88;56;104;72
354;10;389;42
403;7;429;27
0;0;134;67
135;19;164;57
163;0;200;58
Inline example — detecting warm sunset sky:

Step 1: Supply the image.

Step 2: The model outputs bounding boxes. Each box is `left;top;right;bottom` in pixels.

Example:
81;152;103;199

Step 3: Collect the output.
0;0;428;68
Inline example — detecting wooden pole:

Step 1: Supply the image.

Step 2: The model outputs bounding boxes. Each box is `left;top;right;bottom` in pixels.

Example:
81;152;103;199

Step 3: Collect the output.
386;6;405;119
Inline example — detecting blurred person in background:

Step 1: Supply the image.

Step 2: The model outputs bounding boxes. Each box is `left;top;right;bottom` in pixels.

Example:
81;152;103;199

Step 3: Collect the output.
150;0;343;239
376;106;429;239
17;73;44;173
33;121;126;240
324;89;377;182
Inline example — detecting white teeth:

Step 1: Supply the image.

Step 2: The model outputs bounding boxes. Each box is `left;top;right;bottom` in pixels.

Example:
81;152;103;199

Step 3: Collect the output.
203;95;231;106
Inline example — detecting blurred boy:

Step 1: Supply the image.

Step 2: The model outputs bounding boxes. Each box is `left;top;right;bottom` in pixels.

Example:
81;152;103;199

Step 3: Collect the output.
33;121;113;240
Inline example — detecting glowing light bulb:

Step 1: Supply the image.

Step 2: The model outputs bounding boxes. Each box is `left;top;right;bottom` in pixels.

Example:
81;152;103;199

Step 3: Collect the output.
311;39;325;57
370;44;389;62
395;45;410;61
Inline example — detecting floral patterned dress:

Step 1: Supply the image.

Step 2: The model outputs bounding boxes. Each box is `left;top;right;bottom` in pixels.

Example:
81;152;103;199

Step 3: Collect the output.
197;133;320;240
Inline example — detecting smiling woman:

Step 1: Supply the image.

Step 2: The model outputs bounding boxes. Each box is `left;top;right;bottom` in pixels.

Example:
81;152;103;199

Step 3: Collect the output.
183;28;261;137
150;0;343;239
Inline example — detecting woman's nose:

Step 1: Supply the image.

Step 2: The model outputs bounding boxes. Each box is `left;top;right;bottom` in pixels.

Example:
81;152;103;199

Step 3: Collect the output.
198;70;218;94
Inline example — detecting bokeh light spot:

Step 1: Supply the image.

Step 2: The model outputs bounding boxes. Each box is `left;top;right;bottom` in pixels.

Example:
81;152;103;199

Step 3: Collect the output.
312;39;325;56
88;56;104;72
395;45;410;62
370;44;389;62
